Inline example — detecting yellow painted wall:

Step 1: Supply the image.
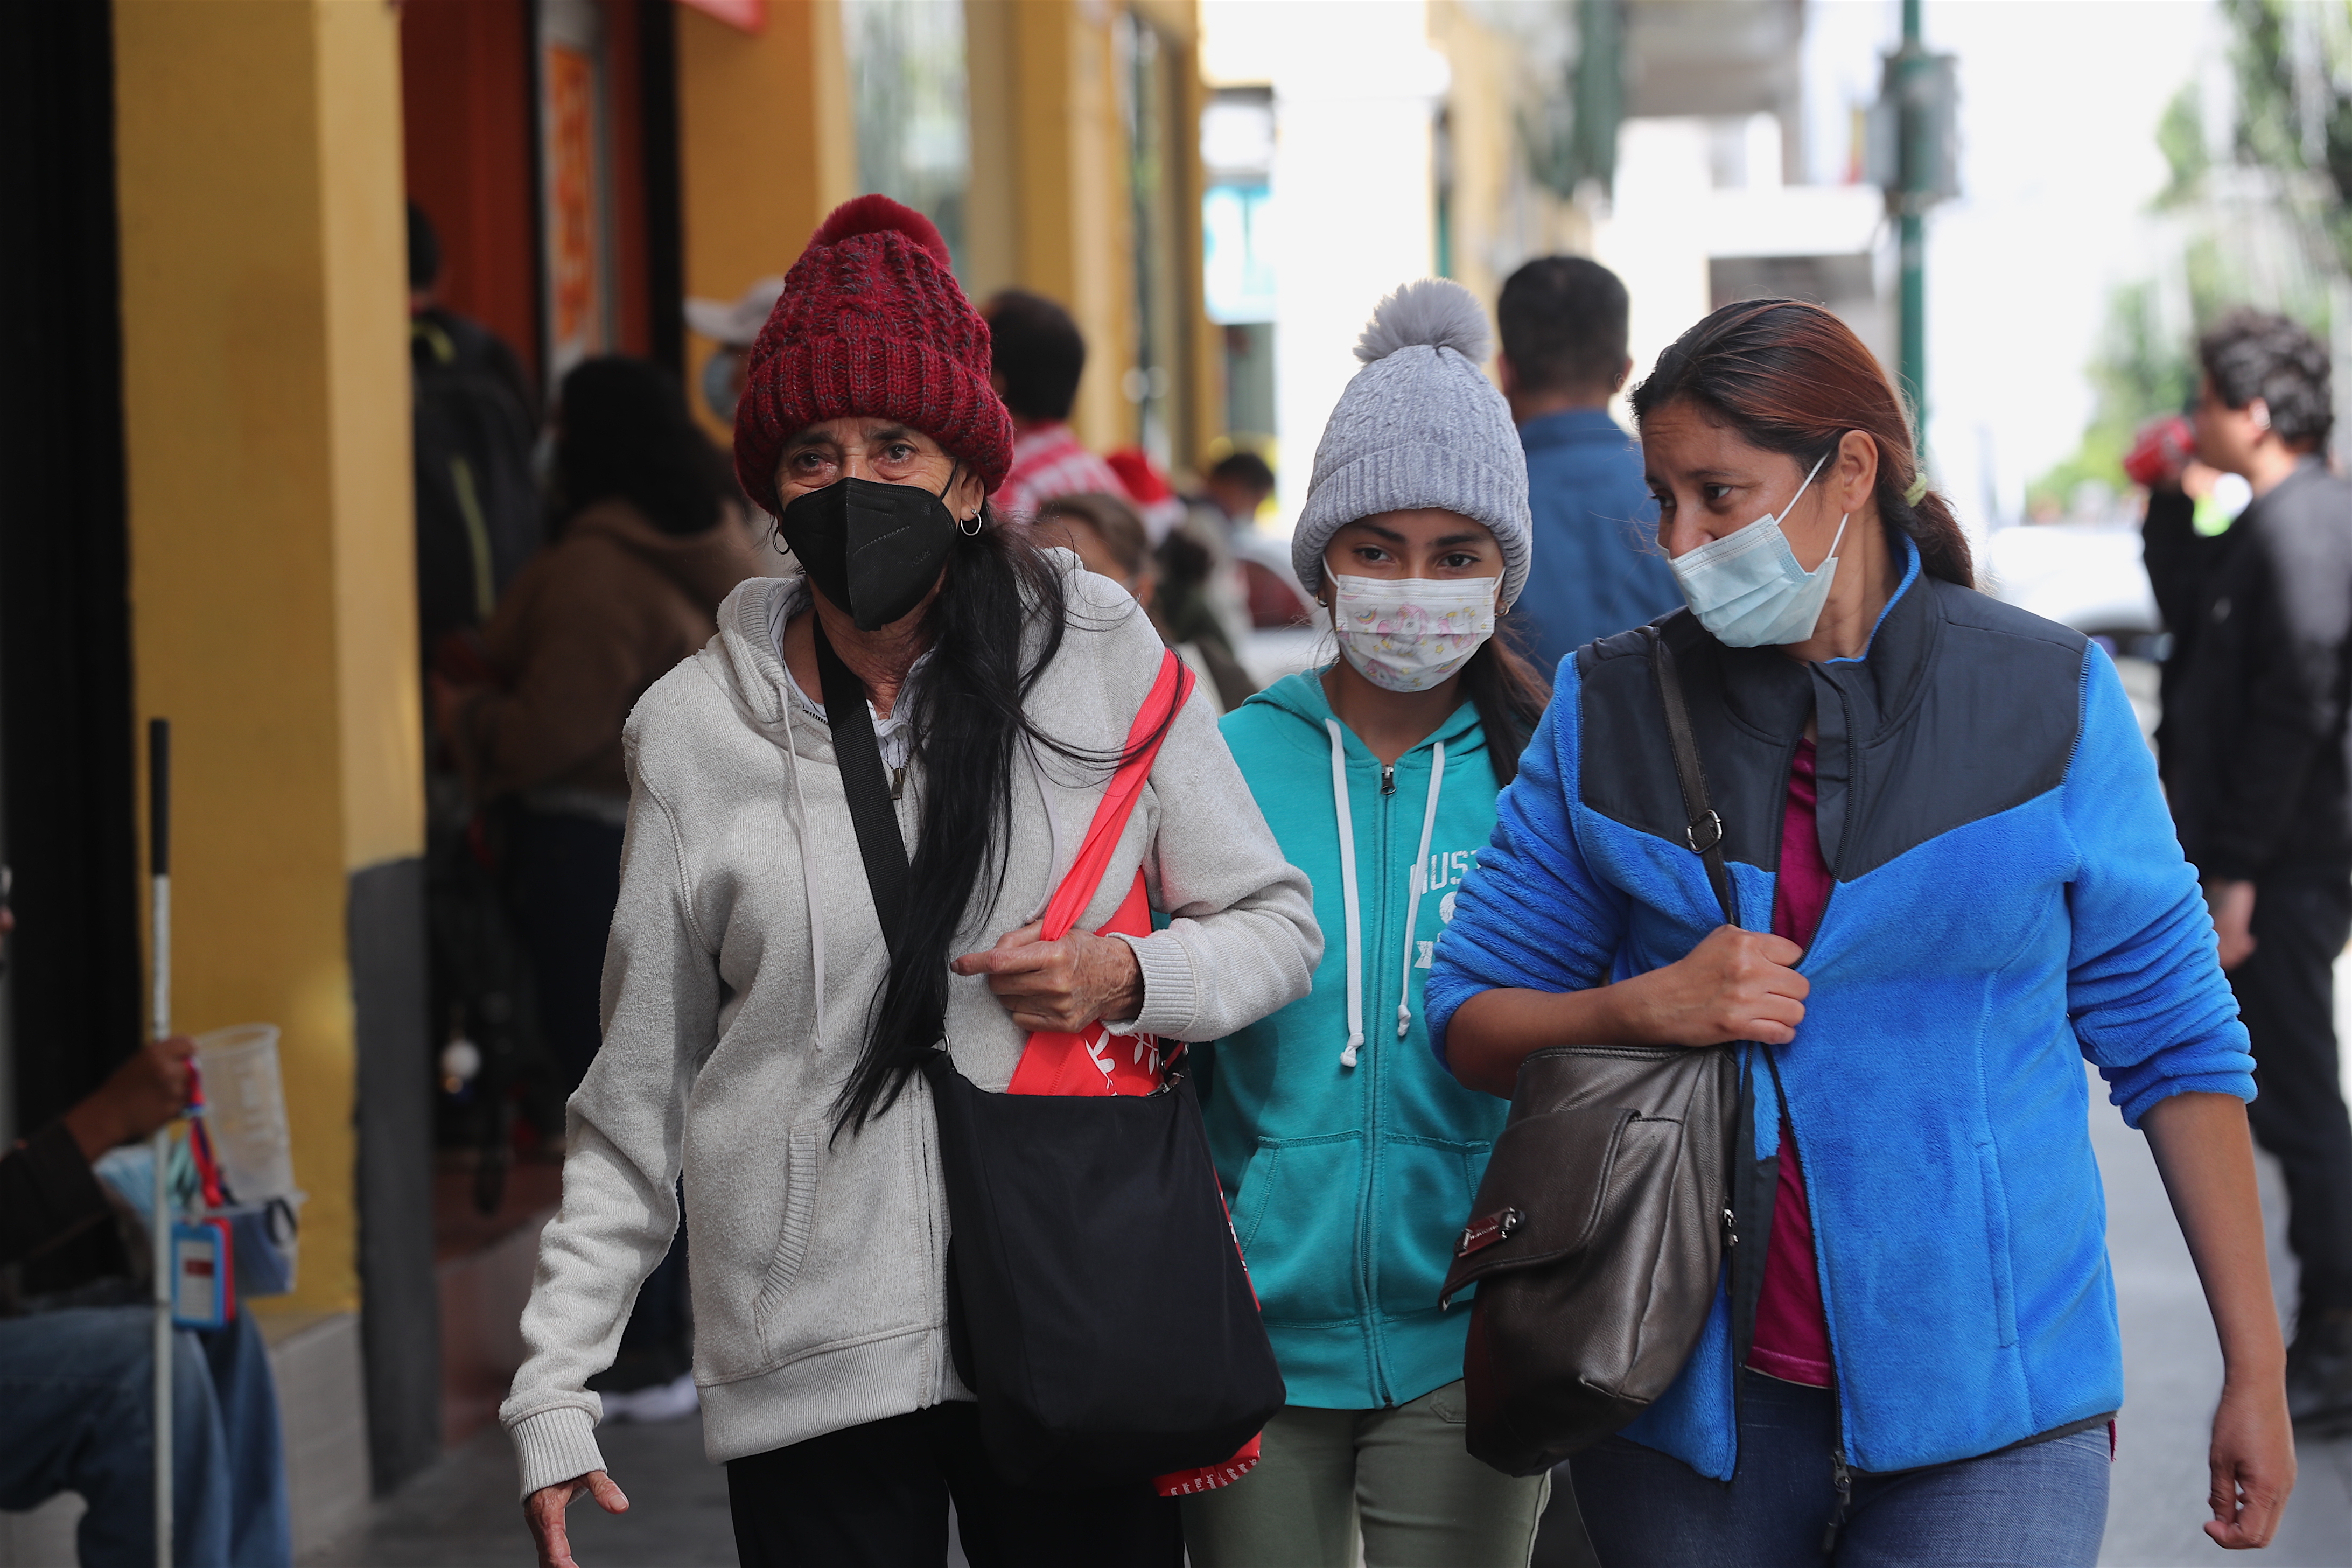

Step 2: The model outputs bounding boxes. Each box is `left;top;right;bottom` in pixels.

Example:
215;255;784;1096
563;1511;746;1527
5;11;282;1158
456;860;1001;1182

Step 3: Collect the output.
115;0;422;1315
676;0;857;445
969;0;1136;453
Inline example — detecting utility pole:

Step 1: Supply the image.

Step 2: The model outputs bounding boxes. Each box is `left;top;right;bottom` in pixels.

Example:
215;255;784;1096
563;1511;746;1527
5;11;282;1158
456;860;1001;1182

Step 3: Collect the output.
1874;2;1956;447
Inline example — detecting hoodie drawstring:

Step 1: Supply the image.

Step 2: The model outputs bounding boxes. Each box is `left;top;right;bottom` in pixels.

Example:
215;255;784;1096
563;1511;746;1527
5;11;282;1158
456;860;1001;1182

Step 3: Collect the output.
1397;741;1445;1039
776;702;828;1045
1327;720;1365;1069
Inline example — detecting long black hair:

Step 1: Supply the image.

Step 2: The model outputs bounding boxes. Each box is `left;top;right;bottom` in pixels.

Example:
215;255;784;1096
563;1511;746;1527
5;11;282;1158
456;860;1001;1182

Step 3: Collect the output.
1460;617;1551;786
830;513;1159;1135
554;356;736;538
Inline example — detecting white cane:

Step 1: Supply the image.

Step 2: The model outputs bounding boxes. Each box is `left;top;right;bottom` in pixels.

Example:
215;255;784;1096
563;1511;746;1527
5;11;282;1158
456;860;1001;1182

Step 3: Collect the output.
149;718;172;1568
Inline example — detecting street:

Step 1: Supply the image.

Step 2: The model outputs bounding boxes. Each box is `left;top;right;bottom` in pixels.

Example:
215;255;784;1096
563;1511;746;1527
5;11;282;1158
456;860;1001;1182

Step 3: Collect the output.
301;1059;2352;1567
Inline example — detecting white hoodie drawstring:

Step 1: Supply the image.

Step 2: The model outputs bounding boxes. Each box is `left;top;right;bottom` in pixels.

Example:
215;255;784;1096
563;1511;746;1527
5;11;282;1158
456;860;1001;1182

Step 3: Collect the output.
1397;742;1445;1039
1327;720;1365;1069
776;702;828;1045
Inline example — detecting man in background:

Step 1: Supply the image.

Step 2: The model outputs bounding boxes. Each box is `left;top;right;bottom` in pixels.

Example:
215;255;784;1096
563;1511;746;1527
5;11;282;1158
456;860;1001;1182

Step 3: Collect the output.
2159;307;2352;1434
1201;450;1275;533
409;201;542;666
985;289;1125;517
1495;257;1678;678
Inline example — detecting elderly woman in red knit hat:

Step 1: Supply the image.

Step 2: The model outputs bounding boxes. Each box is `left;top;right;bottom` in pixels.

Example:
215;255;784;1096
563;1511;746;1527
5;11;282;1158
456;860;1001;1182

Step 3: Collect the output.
502;197;1321;1568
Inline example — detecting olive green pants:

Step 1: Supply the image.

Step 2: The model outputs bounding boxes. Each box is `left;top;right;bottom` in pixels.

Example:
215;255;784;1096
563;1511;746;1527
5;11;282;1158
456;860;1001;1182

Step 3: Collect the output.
1180;1382;1550;1568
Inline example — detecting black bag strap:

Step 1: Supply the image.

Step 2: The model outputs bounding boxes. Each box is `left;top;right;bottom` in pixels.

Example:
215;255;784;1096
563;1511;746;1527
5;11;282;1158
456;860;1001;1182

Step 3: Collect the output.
1642;625;1740;930
813;620;912;958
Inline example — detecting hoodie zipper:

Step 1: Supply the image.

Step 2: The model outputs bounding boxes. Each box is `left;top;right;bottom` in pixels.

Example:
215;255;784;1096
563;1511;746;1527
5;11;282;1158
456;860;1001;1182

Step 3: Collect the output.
1360;748;1397;1407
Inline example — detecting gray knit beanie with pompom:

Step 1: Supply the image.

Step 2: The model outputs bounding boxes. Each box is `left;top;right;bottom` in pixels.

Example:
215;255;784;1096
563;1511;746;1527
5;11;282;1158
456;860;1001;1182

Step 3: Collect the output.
1292;278;1534;609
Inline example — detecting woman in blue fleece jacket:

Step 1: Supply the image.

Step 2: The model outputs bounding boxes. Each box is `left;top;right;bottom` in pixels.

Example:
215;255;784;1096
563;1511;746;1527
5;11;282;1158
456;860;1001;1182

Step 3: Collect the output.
1430;300;2294;1565
1182;282;1556;1567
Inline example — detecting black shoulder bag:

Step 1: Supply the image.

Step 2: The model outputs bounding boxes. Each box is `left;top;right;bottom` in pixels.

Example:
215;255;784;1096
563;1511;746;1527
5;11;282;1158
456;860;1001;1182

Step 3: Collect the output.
813;625;1284;1490
1437;624;1744;1476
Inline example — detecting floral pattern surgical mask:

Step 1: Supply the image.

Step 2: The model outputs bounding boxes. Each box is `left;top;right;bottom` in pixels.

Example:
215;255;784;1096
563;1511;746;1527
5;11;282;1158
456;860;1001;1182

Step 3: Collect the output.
1329;573;1500;692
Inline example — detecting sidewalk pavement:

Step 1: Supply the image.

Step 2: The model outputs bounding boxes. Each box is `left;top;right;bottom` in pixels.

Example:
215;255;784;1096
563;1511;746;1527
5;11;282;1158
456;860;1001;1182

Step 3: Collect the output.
2096;1059;2352;1564
309;1034;2352;1564
2091;648;2351;1566
300;1411;731;1567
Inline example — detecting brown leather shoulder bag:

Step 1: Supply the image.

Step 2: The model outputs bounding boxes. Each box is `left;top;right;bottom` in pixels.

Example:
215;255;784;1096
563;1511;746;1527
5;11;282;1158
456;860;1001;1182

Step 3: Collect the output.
1438;625;1743;1476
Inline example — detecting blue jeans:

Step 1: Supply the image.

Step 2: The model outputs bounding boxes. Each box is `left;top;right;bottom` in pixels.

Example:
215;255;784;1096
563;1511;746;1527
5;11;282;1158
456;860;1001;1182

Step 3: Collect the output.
1568;1373;2109;1567
0;1304;291;1567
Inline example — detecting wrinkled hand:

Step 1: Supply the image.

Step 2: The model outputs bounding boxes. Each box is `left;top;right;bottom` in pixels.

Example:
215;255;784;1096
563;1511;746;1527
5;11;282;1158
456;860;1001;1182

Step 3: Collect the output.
2209;879;2257;972
64;1034;195;1162
1622;926;1808;1046
525;1470;628;1568
951;920;1145;1032
2204;1376;2294;1548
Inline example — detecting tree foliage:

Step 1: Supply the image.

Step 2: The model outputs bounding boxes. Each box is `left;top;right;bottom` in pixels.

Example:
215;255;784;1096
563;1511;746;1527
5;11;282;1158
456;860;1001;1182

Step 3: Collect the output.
2029;0;2345;516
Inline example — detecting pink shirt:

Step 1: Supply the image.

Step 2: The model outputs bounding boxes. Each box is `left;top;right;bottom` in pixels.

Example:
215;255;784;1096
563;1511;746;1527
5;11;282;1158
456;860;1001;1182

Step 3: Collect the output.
1747;738;1835;1388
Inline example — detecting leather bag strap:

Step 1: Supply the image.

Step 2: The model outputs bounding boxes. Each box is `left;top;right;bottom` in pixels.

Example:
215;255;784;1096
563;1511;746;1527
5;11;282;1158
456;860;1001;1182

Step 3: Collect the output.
813;620;911;958
1642;625;1740;930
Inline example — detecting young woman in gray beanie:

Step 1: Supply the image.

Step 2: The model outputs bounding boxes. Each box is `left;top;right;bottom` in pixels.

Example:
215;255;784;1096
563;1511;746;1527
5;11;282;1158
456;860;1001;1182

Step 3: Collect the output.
1183;280;1556;1567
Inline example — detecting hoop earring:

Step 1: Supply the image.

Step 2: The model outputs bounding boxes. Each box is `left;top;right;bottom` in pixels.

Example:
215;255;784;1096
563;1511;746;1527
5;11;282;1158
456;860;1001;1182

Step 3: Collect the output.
958;510;983;537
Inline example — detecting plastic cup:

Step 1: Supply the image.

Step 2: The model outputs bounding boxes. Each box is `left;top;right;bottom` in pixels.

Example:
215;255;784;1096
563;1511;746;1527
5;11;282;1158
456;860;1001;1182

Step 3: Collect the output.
193;1024;296;1202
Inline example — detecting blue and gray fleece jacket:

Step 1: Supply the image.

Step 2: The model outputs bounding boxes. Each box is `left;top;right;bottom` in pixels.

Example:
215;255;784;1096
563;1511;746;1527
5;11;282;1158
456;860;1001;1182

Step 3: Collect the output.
1199;671;1513;1410
1426;543;2256;1478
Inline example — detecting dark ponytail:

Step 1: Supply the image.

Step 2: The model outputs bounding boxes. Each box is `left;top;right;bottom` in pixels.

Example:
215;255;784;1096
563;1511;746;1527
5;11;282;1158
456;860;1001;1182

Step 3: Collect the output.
1460;614;1551;786
1630;298;1972;589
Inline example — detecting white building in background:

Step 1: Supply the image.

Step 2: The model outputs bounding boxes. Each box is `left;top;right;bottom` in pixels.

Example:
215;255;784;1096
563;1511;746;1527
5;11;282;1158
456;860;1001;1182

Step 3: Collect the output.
1200;0;1902;537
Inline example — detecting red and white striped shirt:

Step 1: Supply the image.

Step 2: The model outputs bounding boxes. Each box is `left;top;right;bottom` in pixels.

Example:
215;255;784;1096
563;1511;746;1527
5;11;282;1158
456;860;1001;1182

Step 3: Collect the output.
998;423;1126;520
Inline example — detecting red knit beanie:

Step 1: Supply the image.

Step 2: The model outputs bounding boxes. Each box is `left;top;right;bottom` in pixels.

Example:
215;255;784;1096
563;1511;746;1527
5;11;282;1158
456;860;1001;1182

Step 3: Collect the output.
733;195;1015;510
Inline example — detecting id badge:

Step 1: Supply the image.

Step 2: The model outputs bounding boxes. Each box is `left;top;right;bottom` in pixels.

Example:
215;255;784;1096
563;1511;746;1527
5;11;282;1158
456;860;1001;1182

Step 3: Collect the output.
170;1216;236;1329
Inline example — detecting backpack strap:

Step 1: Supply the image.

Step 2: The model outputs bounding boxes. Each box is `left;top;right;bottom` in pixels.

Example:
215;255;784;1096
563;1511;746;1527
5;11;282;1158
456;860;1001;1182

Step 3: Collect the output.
1642;625;1740;930
1038;649;1194;943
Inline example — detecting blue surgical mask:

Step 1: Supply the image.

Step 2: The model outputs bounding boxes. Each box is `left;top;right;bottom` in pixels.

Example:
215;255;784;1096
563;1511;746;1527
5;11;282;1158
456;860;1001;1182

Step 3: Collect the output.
1668;454;1846;647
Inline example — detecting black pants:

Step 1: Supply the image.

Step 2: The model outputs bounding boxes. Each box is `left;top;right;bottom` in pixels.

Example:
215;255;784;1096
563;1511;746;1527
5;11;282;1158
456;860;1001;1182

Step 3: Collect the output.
2234;866;2352;1314
508;807;625;1093
726;1404;1182;1568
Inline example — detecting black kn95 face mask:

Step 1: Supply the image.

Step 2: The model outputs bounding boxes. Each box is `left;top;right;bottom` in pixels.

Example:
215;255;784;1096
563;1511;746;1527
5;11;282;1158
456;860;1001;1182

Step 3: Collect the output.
776;468;964;631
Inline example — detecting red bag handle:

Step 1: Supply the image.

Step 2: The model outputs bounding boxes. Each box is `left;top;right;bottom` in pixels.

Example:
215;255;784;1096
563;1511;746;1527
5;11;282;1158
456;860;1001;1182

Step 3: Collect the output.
1038;650;1194;942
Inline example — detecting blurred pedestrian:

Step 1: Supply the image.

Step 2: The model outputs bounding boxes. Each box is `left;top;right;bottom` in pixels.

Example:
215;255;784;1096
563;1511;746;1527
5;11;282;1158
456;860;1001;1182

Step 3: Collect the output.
986;288;1126;517
408;201;541;667
1496;256;1680;679
1035;492;1257;712
1436;299;2292;1560
436;355;757;1423
504;197;1319;1568
1180;281;1554;1568
2159;307;2352;1433
1197;451;1313;632
436;356;759;1093
1201;450;1276;534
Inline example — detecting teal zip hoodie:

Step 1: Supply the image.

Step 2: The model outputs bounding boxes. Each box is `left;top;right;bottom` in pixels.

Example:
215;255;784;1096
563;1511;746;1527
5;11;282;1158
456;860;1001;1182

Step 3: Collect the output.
1200;670;1511;1409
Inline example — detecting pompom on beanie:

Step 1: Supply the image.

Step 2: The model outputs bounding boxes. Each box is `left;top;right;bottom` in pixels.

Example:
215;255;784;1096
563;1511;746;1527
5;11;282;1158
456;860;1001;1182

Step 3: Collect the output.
733;195;1016;512
1292;278;1534;609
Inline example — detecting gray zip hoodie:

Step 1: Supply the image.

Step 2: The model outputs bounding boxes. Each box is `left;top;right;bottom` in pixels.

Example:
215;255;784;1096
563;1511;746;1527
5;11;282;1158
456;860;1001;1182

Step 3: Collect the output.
501;560;1322;1497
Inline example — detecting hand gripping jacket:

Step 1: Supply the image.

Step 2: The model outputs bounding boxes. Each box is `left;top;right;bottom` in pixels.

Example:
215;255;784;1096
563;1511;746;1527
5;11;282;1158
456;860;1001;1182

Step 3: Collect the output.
1425;541;2255;1479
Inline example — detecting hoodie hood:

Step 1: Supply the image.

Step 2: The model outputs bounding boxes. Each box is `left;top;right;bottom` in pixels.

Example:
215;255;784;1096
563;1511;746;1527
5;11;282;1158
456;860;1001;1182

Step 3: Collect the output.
566;498;764;617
